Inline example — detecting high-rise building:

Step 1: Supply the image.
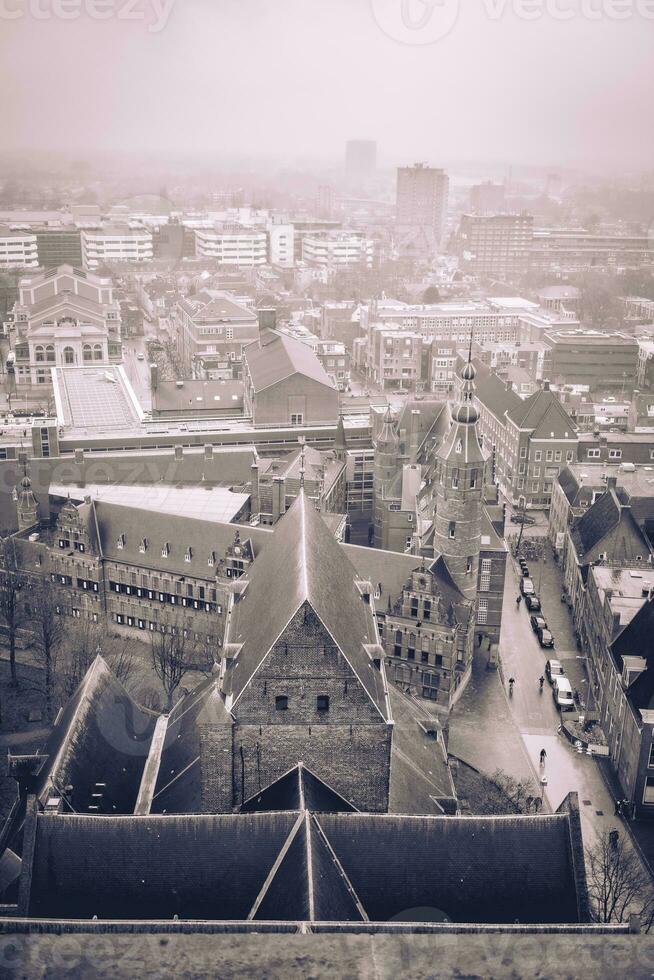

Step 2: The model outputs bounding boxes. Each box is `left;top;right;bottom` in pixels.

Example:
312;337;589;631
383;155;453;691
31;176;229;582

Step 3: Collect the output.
345;140;376;184
395;164;449;254
457;212;533;281
35;226;83;269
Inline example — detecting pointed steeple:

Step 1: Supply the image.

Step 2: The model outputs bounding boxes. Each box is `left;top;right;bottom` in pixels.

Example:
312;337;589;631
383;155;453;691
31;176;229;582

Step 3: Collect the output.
16;469;39;532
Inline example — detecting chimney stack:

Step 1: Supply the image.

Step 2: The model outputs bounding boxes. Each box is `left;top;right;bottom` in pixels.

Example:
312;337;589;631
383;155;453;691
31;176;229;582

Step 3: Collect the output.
272;475;286;523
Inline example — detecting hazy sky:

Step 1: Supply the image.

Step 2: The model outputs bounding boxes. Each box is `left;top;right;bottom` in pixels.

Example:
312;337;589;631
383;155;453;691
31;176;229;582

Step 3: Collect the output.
1;0;653;172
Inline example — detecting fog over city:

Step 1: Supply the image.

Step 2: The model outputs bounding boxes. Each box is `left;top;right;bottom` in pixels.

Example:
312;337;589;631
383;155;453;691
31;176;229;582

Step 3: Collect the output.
2;2;654;976
1;0;653;171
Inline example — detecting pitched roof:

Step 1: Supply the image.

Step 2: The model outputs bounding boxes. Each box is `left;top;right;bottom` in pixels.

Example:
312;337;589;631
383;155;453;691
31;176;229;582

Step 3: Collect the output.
21;805;588;923
570;491;651;562
507;387;577;438
240;763;358;814
472;360;523;422
93;499;268;578
225;493;390;719
244;331;335;392
610;597;654;712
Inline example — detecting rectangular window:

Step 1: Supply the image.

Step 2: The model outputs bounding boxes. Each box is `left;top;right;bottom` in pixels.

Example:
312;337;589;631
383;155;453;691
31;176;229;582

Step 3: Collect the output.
609;449;622;460
481;559;492;573
480;573;491;591
448;521;455;539
316;695;329;712
534;451;542;462
477;598;489;624
290;413;304;425
275;695;288;711
587;449;601;459
546;451;553;462
648;743;654;768
644;776;654;805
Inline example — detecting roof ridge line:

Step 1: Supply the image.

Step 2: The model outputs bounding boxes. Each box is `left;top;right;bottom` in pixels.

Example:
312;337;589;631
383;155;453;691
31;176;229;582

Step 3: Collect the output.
310;813;369;921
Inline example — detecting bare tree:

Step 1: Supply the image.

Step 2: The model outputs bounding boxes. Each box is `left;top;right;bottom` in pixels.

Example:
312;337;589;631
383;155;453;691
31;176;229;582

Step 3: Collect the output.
59;619;137;698
586;830;654;932
29;581;65;721
473;768;541;815
149;619;202;711
0;538;27;687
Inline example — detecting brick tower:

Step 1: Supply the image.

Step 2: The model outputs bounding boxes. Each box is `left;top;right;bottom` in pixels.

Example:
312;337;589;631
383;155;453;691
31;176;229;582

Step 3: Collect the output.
373;405;399;549
432;358;487;602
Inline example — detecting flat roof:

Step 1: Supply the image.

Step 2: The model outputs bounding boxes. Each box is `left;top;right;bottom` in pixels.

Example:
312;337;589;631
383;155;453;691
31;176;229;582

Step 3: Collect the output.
52;366;143;433
50;482;250;524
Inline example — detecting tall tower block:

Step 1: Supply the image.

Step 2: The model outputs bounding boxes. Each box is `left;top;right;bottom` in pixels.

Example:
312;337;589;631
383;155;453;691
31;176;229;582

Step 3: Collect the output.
373;405;399;549
433;360;487;602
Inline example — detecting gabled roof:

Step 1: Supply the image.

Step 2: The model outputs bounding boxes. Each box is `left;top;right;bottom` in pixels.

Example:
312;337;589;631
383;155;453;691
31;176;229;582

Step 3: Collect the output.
225;493;390;719
610;597;654;712
507;387;577;439
244;331;335;392
571;490;651;562
240;763;358;814
472;360;523;422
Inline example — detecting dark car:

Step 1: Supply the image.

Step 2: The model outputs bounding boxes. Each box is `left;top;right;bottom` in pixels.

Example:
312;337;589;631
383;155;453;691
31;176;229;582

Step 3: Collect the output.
525;594;541;612
530;614;547;634
521;567;530;578
511;513;536;525
520;577;535;596
538;628;555;649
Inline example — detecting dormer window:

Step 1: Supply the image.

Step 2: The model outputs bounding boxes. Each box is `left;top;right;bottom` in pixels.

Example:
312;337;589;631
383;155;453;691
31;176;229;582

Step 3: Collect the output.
139;538;148;554
456;439;463;454
208;551;216;567
116;534;125;550
185;547;193;563
161;543;170;558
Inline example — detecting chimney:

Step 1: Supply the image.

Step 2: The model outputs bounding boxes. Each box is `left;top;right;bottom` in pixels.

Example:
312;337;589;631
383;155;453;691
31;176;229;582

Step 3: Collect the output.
174;445;183;461
272;475;286;523
150;362;158;392
204;444;213;461
606;476;617;491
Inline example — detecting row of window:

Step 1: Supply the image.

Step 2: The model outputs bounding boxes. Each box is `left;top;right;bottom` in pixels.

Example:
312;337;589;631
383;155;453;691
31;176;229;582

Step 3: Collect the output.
110;580;220;613
114;612;215;642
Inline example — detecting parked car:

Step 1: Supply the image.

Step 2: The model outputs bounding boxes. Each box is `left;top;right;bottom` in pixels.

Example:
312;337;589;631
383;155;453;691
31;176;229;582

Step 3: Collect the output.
511;513;536;525
545;659;565;682
525;594;541;612
521;567;530;578
137;352;145;360
530;614;547;634
552;676;575;711
538;628;555;649
520;577;535;596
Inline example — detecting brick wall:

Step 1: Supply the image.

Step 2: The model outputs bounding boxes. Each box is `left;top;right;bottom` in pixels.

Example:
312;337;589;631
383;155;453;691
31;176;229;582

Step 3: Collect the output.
199;724;234;812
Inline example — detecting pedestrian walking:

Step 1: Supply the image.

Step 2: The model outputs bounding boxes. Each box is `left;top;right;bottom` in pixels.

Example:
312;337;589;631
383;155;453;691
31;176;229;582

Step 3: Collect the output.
539;748;547;766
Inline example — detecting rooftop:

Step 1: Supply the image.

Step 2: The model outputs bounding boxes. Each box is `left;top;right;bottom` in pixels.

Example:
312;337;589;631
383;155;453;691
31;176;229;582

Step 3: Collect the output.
244;330;335;392
50;482;250;525
52;366;143;433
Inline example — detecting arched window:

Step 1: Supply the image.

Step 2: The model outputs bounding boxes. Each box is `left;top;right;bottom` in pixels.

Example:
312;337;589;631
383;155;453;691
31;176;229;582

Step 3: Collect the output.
93;344;103;361
35;345;44;363
395;630;403;645
63;346;75;365
45;345;55;362
82;344;92;362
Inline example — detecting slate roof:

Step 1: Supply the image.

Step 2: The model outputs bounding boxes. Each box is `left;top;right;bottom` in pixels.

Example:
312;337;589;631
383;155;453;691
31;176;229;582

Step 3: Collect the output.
93;499;269;579
244;331;334;392
23;804;588;923
610;597;654;712
472;360;523;421
225;493;390;719
570;491;652;563
240;763;358;815
507;387;577;439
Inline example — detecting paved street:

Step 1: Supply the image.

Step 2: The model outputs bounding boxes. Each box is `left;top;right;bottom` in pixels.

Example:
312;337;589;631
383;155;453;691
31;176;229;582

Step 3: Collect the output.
121;334;152;411
451;522;643;852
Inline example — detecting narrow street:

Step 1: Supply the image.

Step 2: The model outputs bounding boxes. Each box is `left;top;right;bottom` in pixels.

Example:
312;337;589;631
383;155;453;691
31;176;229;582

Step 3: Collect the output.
451;522;642;852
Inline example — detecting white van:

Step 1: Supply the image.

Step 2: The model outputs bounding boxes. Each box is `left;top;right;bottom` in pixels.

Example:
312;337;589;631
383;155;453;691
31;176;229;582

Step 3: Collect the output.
552;676;575;712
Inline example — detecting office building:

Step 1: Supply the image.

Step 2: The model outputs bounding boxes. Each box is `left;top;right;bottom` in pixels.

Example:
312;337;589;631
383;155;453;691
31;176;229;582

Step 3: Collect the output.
457;213;533;280
0;226;38;269
469;181;505;215
81;226;153;270
34;226;82;269
302;232;373;268
542;329;639;394
195;225;267;266
172;290;259;379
